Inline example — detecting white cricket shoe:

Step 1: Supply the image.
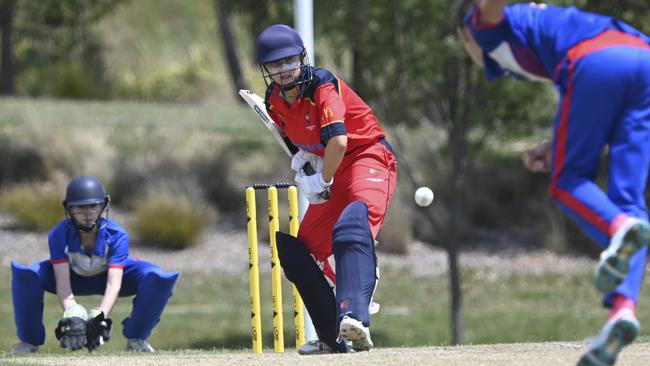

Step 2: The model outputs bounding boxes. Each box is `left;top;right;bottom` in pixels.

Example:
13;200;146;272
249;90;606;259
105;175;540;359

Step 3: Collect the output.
11;342;38;355
595;219;650;293
298;340;337;355
577;310;639;366
126;338;155;352
339;315;373;351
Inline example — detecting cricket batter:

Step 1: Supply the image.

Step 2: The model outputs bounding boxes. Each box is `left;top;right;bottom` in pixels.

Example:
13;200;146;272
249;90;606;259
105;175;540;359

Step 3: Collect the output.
11;176;179;354
256;24;397;354
458;1;650;365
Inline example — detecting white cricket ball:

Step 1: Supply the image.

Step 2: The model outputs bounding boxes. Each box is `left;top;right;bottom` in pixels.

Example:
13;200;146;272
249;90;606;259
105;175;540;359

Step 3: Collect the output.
414;187;434;207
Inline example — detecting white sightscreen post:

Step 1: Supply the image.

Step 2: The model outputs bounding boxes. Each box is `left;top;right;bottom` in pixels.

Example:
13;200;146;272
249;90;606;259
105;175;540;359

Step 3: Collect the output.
294;0;319;344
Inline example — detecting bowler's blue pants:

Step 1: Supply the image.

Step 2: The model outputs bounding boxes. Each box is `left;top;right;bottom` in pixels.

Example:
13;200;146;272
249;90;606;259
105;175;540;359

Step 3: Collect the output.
550;32;650;307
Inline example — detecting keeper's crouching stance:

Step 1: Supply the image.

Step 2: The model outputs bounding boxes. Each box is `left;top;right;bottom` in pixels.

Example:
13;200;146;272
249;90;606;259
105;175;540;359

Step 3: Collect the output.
11;176;179;355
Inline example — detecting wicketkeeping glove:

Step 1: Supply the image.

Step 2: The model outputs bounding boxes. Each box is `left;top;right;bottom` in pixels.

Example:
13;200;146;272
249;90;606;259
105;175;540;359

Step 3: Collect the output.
55;304;88;351
85;308;113;351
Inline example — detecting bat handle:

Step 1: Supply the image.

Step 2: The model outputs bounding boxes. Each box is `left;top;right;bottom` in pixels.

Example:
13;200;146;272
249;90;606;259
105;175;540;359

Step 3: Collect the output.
301;162;331;201
302;162;316;176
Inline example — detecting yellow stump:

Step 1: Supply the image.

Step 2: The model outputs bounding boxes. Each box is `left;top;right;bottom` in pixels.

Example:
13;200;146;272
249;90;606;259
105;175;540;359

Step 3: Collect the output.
287;186;305;349
246;187;262;354
288;186;305;348
267;187;284;353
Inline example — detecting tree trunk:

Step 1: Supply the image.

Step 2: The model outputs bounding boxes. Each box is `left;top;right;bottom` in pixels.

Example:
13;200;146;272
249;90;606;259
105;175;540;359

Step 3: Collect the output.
214;0;247;99
448;138;465;345
351;0;368;95
0;0;15;95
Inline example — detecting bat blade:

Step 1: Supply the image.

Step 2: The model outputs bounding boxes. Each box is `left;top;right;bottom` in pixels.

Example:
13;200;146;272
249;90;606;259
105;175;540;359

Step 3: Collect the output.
239;89;330;201
239;89;293;157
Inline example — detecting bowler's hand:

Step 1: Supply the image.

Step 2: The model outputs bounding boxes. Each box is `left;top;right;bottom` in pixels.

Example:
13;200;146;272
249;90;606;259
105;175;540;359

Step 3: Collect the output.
522;140;552;173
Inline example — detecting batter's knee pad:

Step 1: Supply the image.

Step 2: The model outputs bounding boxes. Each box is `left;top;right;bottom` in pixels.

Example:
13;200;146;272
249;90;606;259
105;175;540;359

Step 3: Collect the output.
276;232;347;352
332;201;377;326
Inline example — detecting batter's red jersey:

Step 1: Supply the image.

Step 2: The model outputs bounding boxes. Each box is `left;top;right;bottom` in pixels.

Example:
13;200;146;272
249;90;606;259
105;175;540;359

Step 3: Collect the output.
263;67;397;262
265;67;386;155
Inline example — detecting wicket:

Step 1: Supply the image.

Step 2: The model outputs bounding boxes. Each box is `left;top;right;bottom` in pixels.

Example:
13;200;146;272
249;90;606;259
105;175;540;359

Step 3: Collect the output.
246;183;305;353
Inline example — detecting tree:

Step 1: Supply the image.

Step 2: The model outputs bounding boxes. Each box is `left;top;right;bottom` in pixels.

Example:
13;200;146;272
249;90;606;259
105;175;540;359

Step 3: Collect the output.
0;0;15;95
214;0;248;99
9;0;123;98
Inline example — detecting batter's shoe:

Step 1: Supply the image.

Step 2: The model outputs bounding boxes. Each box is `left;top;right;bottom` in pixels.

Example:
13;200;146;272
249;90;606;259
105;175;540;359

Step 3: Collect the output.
298;340;337;355
339;316;373;351
595;220;650;293
577;311;639;366
126;338;154;352
11;342;38;355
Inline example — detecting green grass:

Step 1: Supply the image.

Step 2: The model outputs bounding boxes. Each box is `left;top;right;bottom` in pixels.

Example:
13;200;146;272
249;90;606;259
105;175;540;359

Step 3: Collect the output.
0;97;279;158
1;266;647;354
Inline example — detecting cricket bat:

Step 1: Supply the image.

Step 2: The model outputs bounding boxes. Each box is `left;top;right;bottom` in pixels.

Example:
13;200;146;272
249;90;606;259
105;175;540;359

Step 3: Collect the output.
239;89;330;199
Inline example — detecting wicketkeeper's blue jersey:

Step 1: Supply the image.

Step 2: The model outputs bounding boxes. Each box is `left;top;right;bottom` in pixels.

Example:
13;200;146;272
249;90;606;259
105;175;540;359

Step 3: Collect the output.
48;217;129;276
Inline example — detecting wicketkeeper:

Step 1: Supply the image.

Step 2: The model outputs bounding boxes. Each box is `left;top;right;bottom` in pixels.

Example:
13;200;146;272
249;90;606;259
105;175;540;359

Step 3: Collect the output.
255;24;397;354
11;176;179;354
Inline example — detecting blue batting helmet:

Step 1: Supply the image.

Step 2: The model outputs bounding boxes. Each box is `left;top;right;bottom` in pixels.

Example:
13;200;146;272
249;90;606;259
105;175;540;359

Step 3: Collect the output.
63;176;109;207
256;24;305;64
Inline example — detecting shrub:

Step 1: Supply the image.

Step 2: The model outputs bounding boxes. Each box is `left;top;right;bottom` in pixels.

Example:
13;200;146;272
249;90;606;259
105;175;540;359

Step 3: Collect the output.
110;154;185;205
0;182;64;231
193;146;243;213
377;182;412;254
0;134;49;186
130;190;214;250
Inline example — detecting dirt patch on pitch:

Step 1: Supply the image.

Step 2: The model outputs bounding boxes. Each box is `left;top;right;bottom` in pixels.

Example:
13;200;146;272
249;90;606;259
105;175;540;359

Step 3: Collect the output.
7;342;649;366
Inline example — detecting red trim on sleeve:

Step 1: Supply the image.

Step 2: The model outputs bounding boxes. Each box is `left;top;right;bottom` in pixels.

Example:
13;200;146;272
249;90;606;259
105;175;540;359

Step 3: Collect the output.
471;8;504;31
108;264;125;269
50;258;69;265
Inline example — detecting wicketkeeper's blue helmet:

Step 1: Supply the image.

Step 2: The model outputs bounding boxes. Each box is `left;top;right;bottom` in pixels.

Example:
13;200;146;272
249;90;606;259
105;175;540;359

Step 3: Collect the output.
63;176;109;207
63;176;110;232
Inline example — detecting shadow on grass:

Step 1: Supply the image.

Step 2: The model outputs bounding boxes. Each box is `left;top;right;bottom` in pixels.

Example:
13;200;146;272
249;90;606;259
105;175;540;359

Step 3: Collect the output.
186;329;395;351
186;331;270;350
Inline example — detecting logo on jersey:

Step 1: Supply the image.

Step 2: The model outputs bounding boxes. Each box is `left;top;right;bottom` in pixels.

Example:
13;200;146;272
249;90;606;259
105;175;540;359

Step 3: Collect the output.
306;124;317;131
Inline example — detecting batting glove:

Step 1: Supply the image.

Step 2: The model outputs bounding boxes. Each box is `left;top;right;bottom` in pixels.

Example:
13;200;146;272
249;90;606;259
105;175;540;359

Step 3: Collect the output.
55;304;88;351
86;307;113;351
295;171;332;203
291;150;324;173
